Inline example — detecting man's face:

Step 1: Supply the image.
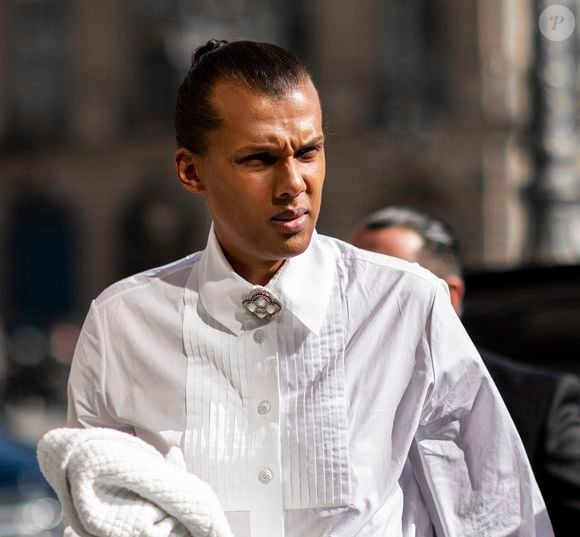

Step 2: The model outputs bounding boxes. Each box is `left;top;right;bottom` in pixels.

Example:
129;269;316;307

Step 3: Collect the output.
180;78;325;280
350;226;424;262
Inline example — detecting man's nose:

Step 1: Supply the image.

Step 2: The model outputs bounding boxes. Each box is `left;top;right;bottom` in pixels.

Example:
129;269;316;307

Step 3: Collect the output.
274;158;306;199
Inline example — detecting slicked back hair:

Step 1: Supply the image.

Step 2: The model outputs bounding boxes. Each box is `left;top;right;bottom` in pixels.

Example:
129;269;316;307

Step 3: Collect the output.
175;39;312;155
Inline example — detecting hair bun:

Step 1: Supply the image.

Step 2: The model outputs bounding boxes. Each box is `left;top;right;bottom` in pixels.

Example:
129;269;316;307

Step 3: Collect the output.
191;39;229;66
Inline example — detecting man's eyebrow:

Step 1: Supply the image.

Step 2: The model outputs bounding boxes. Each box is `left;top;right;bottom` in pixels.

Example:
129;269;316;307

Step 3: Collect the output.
303;134;325;147
235;144;279;154
234;135;325;156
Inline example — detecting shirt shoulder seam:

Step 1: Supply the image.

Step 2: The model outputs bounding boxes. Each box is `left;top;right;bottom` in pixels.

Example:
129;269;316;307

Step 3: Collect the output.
338;251;439;285
95;253;202;308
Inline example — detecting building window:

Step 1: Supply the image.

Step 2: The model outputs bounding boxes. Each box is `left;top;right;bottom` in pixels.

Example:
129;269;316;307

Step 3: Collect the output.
5;0;70;149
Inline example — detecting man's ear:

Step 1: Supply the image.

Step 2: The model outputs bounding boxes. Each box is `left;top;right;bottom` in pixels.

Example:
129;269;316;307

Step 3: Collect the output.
175;148;205;193
443;275;465;315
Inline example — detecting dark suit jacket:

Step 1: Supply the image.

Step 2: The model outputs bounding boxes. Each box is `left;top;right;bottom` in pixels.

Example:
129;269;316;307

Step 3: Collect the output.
482;350;580;536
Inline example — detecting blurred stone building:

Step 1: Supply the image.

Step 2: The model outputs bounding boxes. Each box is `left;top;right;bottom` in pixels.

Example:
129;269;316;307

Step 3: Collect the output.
0;0;579;326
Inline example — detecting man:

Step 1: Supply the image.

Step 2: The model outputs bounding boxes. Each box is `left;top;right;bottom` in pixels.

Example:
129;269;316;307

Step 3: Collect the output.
68;40;552;536
349;205;580;535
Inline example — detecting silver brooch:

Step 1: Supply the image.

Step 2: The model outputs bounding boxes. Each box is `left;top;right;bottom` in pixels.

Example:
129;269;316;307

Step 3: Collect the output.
242;288;282;320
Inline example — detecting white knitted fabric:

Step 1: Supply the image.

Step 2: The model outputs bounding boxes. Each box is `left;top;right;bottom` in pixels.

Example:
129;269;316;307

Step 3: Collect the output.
37;428;233;537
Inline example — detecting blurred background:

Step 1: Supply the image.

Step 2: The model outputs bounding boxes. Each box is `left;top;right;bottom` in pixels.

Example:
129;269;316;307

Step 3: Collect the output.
0;0;579;533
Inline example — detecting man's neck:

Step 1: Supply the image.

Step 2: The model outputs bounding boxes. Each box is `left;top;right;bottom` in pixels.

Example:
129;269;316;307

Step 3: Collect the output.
224;253;285;286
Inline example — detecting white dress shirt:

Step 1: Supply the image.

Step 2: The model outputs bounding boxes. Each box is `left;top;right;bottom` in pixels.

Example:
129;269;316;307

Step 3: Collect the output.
68;228;553;537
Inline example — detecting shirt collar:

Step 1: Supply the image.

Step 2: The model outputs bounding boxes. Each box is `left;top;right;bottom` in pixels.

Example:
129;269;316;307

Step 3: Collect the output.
197;225;334;336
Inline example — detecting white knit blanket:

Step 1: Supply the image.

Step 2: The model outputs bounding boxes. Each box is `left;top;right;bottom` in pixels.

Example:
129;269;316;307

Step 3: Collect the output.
37;428;234;537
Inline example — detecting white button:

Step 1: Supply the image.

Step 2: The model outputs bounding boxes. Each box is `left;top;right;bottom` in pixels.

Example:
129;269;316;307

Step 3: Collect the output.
253;329;265;344
258;468;273;484
257;400;272;415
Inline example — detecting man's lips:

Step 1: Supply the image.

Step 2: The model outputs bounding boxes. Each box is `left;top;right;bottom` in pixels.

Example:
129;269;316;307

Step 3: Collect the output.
271;208;309;233
271;208;308;221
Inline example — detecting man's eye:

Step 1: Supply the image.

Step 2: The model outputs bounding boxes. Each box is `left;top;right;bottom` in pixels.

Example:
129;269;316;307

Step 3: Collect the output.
296;146;320;161
244;153;276;165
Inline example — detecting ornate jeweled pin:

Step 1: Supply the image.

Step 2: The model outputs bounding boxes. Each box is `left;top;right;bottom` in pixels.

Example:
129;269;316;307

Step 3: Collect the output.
242;288;282;320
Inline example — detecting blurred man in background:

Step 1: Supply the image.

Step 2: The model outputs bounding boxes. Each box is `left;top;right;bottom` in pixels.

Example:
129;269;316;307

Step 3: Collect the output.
349;205;580;535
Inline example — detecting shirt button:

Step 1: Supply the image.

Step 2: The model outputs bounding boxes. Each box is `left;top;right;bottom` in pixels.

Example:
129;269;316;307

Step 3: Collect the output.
258;468;273;484
257;400;272;415
253;329;265;344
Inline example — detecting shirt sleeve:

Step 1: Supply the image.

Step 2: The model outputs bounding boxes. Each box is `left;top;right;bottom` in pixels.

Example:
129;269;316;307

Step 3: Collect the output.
67;300;131;431
65;302;135;537
410;281;554;537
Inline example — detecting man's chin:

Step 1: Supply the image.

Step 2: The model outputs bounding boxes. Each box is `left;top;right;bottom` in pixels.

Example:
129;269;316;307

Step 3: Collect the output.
278;228;315;257
255;223;316;262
